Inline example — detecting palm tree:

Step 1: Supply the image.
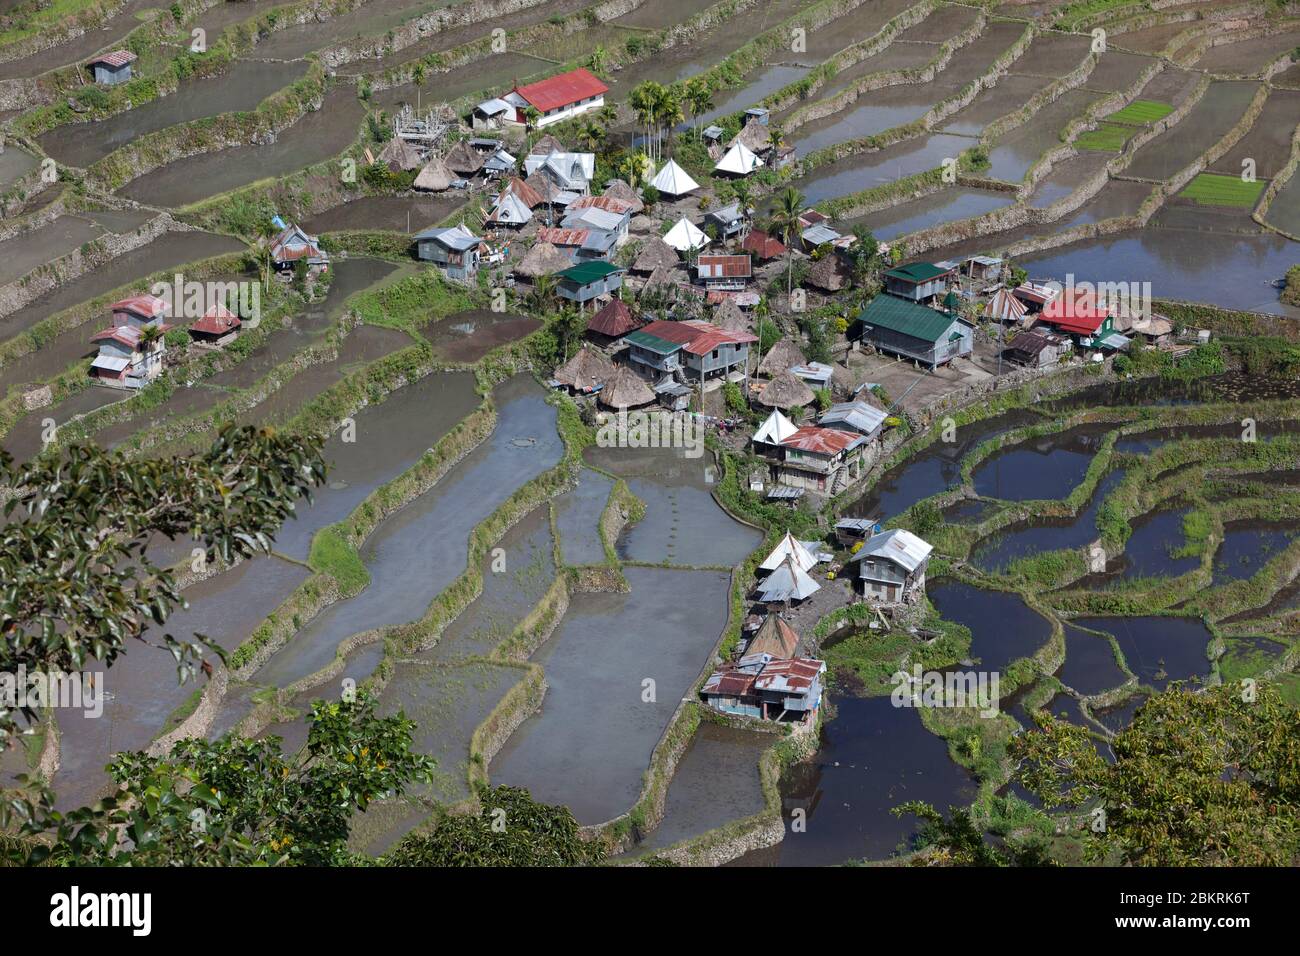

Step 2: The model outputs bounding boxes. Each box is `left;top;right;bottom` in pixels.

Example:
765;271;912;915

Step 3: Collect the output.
529;273;557;313
684;76;713;133
659;84;684;158
629;83;656;164
575;118;604;153
587;45;609;76
768;186;806;298
731;179;753;235
523;105;542;131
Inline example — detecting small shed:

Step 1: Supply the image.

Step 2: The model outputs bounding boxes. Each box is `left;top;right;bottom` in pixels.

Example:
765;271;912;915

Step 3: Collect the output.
883;261;953;302
88;50;136;85
414;224;481;281
188;304;241;346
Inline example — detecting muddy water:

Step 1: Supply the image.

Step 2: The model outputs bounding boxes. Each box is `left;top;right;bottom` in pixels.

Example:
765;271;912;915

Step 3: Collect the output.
253;377;562;687
552;467;614;566
0;0;167;80
0;144;38;192
302;194;462;233
490;565;732;825
208;258;400;389
1082;50;1156;93
798;0;923;61
119;88;365;207
380;659;523;807
585;444;763;567
694;64;809;127
261;369;480;561
1124;81;1259;181
629;723;772;854
336;0;591;75
2;385;126;462
973;468;1126;571
985;89;1103;183
1194;27;1300;73
1213;521;1295;584
1262;163;1300;236
1007;29;1092;78
0;215;106;285
841;186;1013;240
424;504;557;663
929;579;1054;671
793;81;963;157
38;61;308;169
733;695;977;865
971;423;1107;501
51;554;310;811
375;52;555;112
249;0;455;61
1074;615;1212;688
420;308;540;363
1027;151;1112;207
94;383;232;450
1018;228;1300;316
1059;624;1127;695
234;324;413;426
0;231;246;360
939;73;1056;135
845;409;1039;519
1208;88;1300;180
788;131;973;204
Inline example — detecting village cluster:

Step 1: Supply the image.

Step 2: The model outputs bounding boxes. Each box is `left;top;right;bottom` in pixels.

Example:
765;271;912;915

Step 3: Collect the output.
73;63;1208;734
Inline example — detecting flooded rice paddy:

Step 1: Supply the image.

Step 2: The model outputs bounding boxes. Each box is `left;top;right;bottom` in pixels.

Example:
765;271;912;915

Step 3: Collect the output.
419;308;541;363
928;580;1054;671
1073;616;1213;689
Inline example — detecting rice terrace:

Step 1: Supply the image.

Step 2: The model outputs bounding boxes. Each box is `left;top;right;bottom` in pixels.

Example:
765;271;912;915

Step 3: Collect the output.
1;0;1300;893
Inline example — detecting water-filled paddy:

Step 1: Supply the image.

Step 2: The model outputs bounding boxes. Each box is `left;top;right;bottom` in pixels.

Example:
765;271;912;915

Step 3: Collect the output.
1059;624;1127;695
254;376;562;687
552;468;614;566
1073;616;1212;689
490;565;736;824
733;695;978;865
301;195;463;233
973;468;1125;570
419;309;541;362
1123;81;1259;181
37;60;308;168
970;424;1106;501
1212;521;1295;584
841;186;1013;240
928;579;1054;671
2;384;126;462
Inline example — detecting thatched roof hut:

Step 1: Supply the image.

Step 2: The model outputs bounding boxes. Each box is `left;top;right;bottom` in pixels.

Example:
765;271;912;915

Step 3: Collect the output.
732;120;772;153
554;347;615;391
602;179;645;214
757;337;807;377
380;137;423;172
758;369;815;410
598;366;655;409
806;253;850;292
413;156;453;192
514;241;571;279
641;263;679;295
444;140;486;177
632;237;679;275
529;133;566;156
713;298;749;332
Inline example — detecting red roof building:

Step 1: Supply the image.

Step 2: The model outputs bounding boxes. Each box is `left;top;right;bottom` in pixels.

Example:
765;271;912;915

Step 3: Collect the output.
89;50;137;68
568;194;634;216
696;254;752;289
586;298;641;340
635;319;757;355
536;226;589;248
1041;290;1110;336
109;294;169;327
741;230;786;260
189;304;242;341
506;68;609;127
780;426;864;456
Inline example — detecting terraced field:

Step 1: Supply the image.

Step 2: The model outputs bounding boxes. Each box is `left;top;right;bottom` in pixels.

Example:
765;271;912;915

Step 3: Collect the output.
1;0;1299;875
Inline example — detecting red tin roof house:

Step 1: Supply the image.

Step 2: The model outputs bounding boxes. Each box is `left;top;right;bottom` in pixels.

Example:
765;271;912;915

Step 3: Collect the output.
503;68;609;128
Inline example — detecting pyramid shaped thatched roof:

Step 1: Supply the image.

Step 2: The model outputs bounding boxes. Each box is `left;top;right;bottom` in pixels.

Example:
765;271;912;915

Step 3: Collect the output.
444;140;486;176
806;253;850;292
632;237;680;275
641;263;679;295
413;156;452;191
732;120;772;153
380;137;423;172
529;133;566;156
757;337;807;377
602;179;644;214
514;241;571;279
758;369;814;410
588;298;641;338
554;347;615;390
712;297;749;332
748;612;801;657
598;366;655;409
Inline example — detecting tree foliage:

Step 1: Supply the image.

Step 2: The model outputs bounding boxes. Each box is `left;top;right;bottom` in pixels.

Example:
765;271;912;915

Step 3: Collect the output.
2;695;431;866
385;784;603;867
0;425;326;746
1013;682;1300;865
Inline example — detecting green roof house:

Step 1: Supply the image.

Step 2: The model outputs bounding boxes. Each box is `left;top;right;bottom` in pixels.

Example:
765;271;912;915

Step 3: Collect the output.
883;261;954;303
852;294;974;368
555;260;625;305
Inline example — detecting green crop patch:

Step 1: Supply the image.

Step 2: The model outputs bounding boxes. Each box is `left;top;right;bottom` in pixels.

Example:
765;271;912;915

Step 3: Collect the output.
1180;173;1266;208
1106;100;1174;125
1075;122;1133;151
